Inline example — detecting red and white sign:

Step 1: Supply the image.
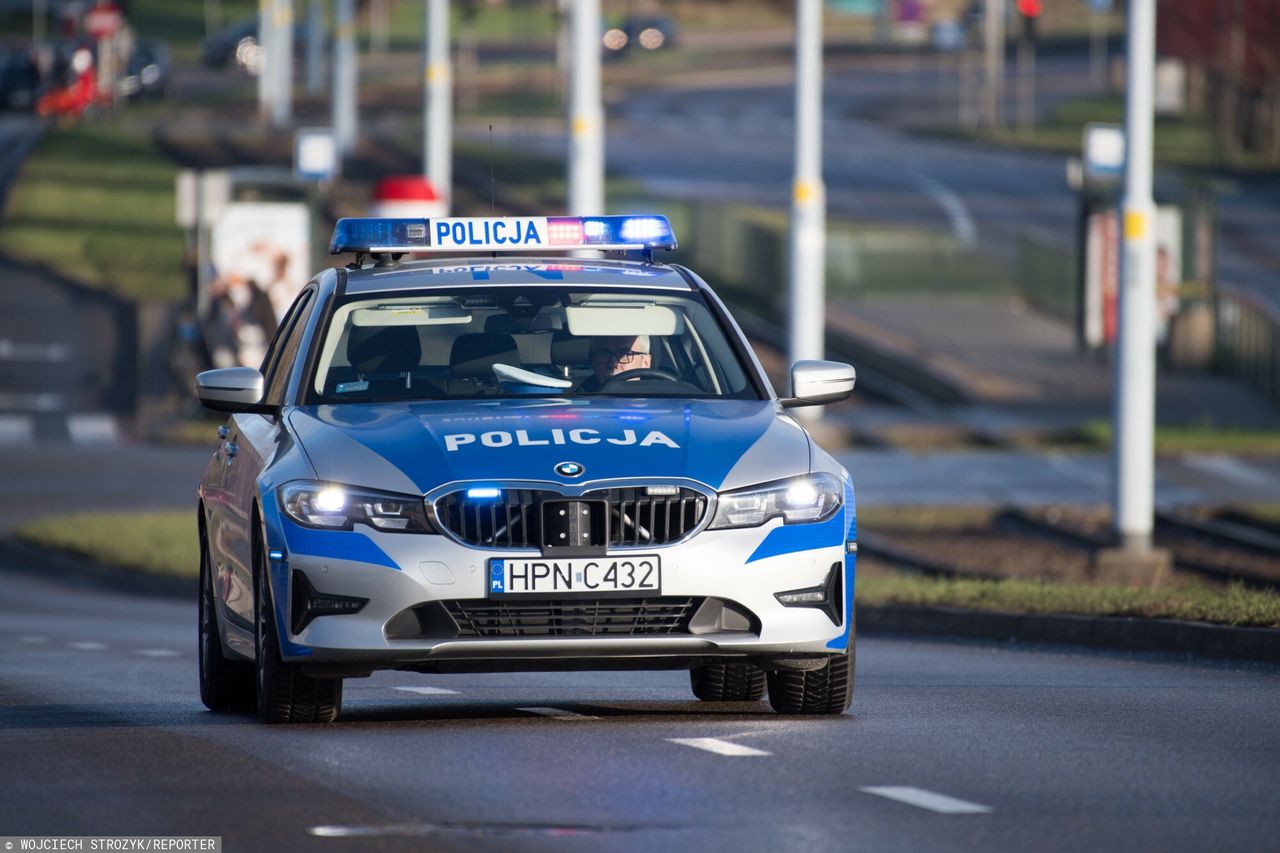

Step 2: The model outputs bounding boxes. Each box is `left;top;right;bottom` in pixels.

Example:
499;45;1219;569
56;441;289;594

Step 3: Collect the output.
84;1;124;39
371;175;447;219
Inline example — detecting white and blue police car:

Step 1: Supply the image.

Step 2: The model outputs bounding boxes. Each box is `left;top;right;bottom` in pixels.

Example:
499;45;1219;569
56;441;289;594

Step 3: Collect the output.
195;215;858;723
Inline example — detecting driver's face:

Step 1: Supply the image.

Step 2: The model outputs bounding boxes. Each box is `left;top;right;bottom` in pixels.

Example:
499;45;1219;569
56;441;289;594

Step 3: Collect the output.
590;336;651;383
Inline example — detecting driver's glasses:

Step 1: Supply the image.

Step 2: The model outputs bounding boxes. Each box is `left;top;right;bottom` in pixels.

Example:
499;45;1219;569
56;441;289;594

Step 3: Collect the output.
590;348;646;365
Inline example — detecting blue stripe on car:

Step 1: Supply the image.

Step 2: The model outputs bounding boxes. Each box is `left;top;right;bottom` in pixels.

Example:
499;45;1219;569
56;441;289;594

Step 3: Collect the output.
259;494;312;656
281;520;401;571
826;480;858;651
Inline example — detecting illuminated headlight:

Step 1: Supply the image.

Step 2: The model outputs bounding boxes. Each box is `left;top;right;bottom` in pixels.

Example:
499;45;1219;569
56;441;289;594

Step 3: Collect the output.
708;473;843;530
280;481;435;533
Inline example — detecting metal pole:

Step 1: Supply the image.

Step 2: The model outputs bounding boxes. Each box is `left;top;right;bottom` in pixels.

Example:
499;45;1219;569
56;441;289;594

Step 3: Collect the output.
333;0;358;156
789;0;826;423
424;0;452;213
306;0;324;96
258;0;273;117
270;0;293;127
1113;0;1157;551
982;0;1005;128
33;0;45;43
1089;5;1107;90
567;0;603;217
1016;35;1034;136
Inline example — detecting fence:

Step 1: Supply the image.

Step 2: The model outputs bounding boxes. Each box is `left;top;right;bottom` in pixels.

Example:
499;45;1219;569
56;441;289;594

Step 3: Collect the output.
1216;285;1280;404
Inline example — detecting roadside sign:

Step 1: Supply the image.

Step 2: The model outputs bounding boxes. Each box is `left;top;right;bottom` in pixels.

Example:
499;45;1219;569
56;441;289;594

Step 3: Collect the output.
370;175;447;219
84;2;123;39
1082;122;1125;186
294;128;339;183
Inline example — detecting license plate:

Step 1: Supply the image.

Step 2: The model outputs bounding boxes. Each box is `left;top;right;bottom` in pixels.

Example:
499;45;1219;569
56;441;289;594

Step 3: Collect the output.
488;556;661;596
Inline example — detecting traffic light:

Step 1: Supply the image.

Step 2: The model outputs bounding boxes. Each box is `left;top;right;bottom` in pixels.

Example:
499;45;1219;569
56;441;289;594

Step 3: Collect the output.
1017;0;1042;42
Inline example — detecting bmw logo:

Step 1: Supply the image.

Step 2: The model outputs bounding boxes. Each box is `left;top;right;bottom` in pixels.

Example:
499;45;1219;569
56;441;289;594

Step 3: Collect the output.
555;461;585;478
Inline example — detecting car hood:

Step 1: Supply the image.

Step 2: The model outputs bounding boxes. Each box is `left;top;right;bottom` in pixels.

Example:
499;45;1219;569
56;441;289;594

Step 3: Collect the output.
288;398;812;495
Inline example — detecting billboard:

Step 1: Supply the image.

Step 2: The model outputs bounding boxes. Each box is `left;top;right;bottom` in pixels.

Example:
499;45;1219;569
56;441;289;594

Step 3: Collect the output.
204;202;310;368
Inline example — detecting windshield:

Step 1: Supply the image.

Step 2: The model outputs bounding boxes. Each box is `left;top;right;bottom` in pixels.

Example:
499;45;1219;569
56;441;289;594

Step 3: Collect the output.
306;287;762;403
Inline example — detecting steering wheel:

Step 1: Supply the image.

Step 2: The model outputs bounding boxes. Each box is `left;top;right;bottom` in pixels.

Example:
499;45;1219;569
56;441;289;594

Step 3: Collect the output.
599;367;681;389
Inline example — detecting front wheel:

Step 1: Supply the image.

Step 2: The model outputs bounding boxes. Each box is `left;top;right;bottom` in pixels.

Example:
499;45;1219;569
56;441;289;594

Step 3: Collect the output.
254;539;342;724
198;535;254;712
766;632;855;716
690;663;766;702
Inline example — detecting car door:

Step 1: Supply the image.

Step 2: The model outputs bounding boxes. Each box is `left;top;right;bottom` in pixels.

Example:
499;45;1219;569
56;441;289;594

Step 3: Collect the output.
222;288;316;626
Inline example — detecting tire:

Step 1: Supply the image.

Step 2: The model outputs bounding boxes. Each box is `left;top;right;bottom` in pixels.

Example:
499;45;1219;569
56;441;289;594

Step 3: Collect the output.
690;662;767;702
766;631;855;716
254;530;342;724
198;532;255;713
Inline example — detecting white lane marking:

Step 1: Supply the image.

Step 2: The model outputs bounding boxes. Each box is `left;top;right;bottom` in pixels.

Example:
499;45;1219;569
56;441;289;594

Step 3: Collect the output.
69;641;107;651
0;415;34;444
1183;453;1280;490
137;649;178;658
860;786;993;814
908;170;978;247
0;338;71;362
393;686;458;696
18;635;48;644
67;413;119;445
666;737;771;757
517;707;600;720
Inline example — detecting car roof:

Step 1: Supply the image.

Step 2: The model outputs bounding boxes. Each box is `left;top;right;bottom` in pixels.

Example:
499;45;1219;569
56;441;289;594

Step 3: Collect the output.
341;255;695;297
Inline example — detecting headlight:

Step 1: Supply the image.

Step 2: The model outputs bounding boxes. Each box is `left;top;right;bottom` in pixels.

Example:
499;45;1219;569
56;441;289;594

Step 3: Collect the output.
280;481;435;533
708;473;843;530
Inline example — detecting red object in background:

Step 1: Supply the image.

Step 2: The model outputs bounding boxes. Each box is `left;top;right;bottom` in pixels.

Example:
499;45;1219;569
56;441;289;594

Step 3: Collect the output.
84;1;124;39
371;175;448;219
374;176;442;203
1157;0;1280;89
35;68;99;118
1017;0;1042;16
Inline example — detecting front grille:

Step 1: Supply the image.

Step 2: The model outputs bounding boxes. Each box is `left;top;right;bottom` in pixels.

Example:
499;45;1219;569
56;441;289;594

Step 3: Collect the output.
434;487;708;549
593;488;707;547
444;596;703;637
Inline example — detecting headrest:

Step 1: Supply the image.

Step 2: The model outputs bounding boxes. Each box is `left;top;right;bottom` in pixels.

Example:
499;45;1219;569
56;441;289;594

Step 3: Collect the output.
347;325;421;375
550;330;592;367
449;333;520;378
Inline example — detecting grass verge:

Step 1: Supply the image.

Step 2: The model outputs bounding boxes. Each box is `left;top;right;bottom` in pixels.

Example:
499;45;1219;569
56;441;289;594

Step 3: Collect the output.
0;122;185;302
13;509;1280;630
14;511;197;579
1059;421;1280;456
857;568;1280;629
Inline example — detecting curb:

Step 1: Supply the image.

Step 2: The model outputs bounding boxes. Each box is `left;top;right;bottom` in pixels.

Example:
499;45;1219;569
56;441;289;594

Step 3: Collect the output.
0;538;194;600
856;603;1280;663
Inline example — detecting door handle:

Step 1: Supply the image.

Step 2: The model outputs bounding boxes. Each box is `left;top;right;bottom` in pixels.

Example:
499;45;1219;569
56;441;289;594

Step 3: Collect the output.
217;425;229;440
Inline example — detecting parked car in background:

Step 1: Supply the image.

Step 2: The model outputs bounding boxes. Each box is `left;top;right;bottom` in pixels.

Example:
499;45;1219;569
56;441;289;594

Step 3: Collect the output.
0;49;40;111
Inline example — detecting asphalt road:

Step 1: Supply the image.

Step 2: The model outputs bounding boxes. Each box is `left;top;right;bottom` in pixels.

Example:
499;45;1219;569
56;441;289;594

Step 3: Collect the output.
2;564;1278;852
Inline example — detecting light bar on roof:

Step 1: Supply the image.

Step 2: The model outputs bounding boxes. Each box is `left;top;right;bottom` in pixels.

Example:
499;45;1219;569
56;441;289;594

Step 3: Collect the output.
328;215;677;255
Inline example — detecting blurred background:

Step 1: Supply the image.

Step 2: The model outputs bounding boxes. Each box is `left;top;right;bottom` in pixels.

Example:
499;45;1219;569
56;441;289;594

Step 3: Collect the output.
1;0;1279;615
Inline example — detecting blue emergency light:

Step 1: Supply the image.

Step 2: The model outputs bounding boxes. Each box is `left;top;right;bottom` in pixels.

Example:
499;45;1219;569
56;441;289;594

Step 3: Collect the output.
328;215;677;255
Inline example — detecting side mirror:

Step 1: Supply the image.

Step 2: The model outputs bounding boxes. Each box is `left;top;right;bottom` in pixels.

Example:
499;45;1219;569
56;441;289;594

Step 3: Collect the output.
780;360;856;408
194;367;271;414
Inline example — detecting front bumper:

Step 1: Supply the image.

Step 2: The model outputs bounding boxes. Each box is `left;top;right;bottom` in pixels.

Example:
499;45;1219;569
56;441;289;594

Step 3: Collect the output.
263;503;856;671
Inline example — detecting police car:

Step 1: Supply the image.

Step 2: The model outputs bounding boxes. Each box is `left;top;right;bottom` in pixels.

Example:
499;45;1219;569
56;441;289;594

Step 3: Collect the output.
195;215;858;723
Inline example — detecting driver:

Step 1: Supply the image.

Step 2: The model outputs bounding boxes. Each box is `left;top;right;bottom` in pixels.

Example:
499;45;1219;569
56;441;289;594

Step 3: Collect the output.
578;335;651;392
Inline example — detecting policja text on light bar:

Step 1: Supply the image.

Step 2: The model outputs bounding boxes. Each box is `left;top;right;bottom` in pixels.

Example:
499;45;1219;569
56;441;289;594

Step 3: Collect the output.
328;215;677;255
